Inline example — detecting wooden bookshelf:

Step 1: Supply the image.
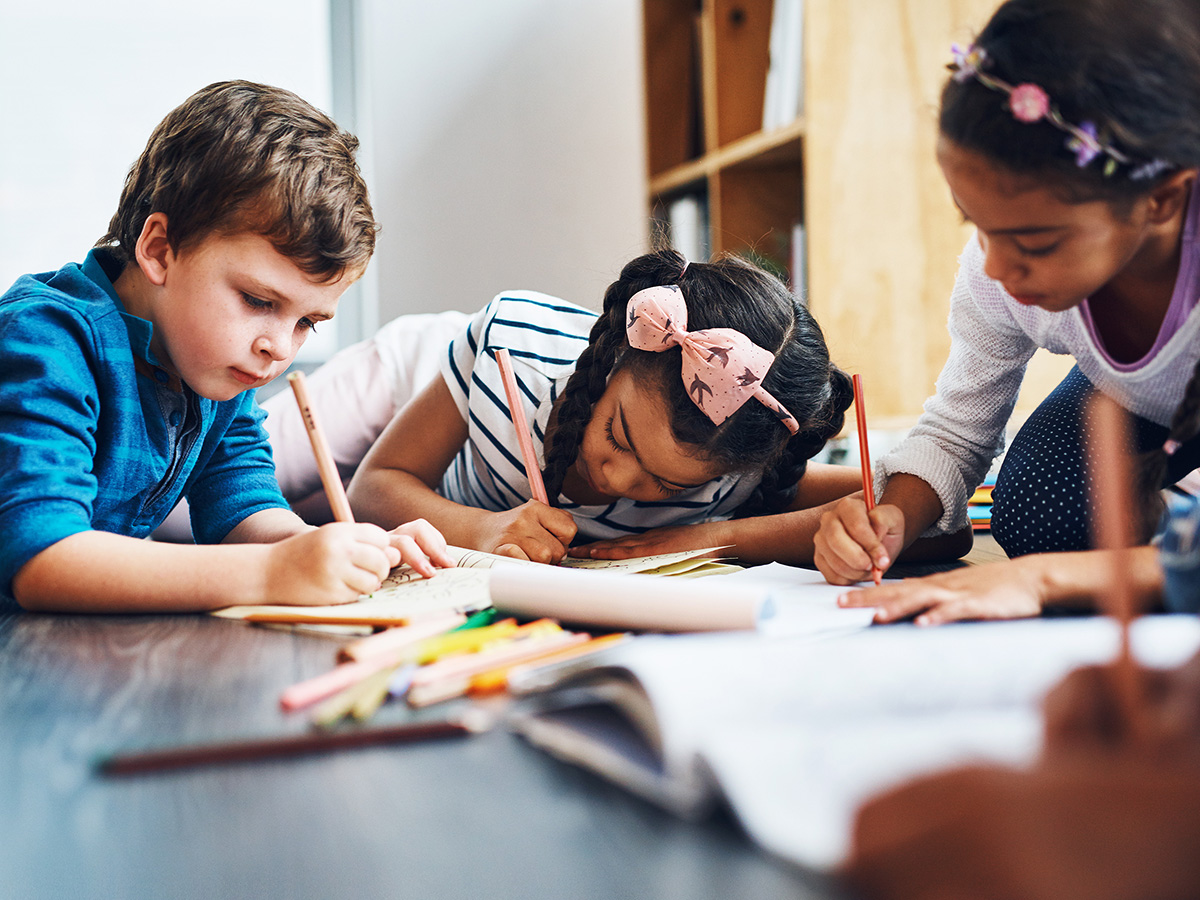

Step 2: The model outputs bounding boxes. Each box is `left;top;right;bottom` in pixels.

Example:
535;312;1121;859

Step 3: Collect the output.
641;0;1071;422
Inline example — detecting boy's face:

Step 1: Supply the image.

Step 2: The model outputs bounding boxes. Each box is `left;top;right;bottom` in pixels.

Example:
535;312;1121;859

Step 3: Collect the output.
148;231;346;401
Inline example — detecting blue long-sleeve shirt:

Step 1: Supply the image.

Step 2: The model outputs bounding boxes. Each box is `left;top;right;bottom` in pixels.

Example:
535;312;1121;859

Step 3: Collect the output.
0;249;288;608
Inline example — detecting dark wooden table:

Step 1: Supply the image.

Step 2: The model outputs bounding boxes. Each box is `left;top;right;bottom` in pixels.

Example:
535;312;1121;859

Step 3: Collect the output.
0;610;844;900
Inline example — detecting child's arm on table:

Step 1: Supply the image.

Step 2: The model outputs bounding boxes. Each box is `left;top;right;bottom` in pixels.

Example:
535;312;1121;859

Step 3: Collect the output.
12;521;401;614
570;463;865;565
839;545;1161;625
348;374;577;564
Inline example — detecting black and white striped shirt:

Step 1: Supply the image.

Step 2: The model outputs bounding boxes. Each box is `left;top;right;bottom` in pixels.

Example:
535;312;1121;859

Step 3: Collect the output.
439;293;759;541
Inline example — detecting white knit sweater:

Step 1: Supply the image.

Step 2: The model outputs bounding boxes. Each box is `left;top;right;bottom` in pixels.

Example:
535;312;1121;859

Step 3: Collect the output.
881;235;1200;535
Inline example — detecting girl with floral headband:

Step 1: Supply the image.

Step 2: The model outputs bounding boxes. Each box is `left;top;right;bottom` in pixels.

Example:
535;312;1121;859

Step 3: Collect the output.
817;0;1200;621
343;249;869;564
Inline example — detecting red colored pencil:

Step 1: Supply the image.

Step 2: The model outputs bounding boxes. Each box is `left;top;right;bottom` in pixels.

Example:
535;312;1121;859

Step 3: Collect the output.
852;374;882;585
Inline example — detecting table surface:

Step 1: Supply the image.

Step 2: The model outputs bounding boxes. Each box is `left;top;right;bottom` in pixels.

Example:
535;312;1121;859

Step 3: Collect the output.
2;538;1004;900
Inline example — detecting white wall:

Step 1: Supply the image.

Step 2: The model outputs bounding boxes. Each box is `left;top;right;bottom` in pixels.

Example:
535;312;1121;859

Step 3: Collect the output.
0;0;339;358
358;0;648;324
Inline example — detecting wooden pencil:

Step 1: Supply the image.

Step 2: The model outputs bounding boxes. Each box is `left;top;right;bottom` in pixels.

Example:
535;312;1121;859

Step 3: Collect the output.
96;716;483;775
288;370;355;523
1084;394;1143;741
852;374;882;585
495;348;550;505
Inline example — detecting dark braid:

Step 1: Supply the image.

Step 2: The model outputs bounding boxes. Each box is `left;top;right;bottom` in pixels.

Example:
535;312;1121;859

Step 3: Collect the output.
1136;357;1200;539
542;248;851;510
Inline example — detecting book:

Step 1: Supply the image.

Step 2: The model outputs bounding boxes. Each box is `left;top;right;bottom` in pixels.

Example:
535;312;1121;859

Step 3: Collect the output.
762;0;804;131
508;612;1200;871
212;545;742;626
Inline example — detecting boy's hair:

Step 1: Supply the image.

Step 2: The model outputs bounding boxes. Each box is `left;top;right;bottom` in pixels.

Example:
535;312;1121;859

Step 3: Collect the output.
541;249;853;516
97;80;376;281
940;0;1200;207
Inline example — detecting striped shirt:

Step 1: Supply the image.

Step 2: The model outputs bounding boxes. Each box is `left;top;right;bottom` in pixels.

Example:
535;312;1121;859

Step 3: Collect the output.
439;293;760;542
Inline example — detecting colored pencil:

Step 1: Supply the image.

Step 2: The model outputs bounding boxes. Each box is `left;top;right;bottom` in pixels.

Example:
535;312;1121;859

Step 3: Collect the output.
852;374;882;585
288;370;354;523
495;348;550;505
96;716;483;775
1084;394;1143;741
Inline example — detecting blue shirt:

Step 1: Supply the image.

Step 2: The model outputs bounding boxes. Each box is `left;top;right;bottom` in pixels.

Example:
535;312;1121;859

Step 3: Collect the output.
0;250;288;608
438;293;760;542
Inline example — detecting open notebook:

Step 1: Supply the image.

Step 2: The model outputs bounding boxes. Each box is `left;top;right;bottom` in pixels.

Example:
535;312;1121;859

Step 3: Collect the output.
507;615;1200;871
212;545;740;626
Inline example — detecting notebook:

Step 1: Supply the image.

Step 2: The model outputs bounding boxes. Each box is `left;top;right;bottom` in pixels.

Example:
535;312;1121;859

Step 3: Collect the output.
507;614;1200;871
212;545;740;626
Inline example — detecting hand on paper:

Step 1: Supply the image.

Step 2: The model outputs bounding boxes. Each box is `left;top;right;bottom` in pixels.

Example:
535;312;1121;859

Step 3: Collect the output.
265;522;402;605
1042;651;1200;758
838;557;1046;625
813;497;904;585
386;517;457;578
472;500;578;564
568;521;729;561
841;757;1200;900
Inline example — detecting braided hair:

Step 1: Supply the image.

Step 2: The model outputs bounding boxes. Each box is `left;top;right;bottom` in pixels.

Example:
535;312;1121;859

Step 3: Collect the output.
540;248;852;514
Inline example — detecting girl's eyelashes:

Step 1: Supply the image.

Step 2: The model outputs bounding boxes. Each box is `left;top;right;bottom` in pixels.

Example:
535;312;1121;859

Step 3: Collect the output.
1013;240;1061;258
653;479;685;498
604;416;627;452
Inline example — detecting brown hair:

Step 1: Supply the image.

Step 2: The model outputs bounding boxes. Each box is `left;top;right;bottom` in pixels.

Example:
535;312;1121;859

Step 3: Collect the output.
97;80;376;281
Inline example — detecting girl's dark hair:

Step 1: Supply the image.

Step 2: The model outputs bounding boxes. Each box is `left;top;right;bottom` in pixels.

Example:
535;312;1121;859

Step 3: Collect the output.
97;80;377;282
541;248;853;515
940;0;1200;206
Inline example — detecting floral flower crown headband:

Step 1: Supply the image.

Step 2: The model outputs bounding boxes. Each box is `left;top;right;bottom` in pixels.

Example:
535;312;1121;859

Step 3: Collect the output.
949;43;1173;182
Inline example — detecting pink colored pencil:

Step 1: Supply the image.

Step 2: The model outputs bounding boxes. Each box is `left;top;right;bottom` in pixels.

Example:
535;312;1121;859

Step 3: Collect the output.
852;374;882;585
495;348;550;505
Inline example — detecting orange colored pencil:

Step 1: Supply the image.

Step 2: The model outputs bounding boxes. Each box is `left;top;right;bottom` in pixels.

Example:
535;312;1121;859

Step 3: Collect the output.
1084;394;1143;742
852;374;882;585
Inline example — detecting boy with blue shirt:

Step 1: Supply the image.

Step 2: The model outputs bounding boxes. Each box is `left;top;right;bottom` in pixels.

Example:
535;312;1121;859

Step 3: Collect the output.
0;80;452;613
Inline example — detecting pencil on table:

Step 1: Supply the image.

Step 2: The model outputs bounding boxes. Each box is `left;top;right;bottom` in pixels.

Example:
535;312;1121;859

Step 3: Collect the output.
96;716;485;775
288;370;354;523
1084;394;1144;742
852;374;882;586
495;348;550;505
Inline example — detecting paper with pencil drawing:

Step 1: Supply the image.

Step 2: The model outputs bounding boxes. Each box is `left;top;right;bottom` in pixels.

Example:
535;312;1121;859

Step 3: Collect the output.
211;545;741;625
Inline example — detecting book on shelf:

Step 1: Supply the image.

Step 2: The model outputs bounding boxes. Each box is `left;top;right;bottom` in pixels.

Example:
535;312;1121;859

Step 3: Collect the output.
762;0;804;131
509;612;1200;871
667;193;709;263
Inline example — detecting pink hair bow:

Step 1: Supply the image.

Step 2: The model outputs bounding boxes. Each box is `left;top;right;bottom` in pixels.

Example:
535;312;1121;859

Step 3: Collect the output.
625;285;799;434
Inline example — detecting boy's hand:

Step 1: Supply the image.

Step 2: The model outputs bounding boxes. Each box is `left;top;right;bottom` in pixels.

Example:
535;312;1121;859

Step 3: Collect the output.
837;557;1046;625
568;522;728;560
813;497;905;585
265;523;401;606
386;517;456;577
472;500;577;564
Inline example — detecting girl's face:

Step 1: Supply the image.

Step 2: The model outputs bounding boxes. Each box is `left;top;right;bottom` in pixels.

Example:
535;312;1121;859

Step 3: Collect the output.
937;136;1159;312
564;368;726;504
